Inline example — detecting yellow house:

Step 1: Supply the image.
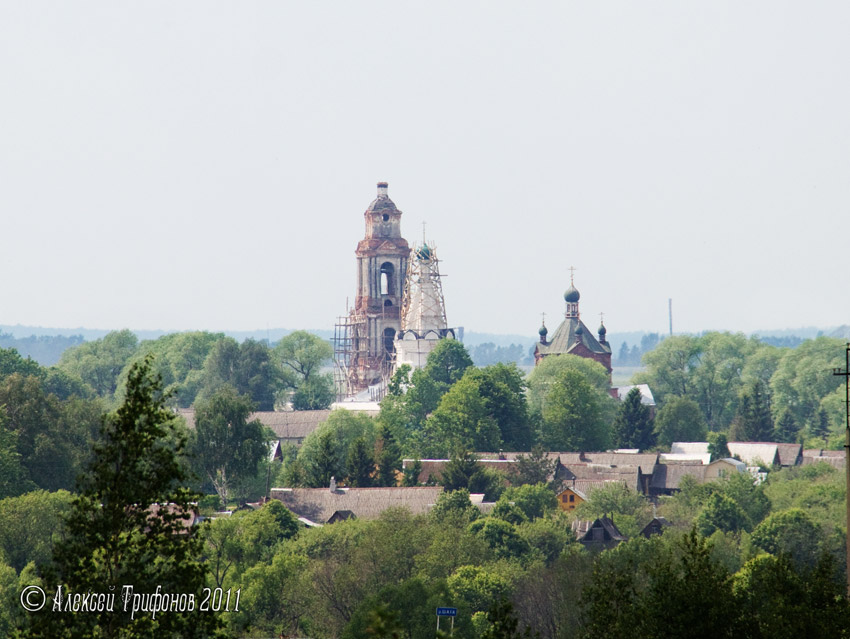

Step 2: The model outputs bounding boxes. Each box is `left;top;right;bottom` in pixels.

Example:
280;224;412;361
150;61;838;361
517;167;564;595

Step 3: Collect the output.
556;486;586;512
556;479;629;512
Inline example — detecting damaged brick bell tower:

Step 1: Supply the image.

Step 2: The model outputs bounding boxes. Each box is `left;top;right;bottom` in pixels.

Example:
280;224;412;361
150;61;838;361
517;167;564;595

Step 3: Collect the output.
334;182;410;398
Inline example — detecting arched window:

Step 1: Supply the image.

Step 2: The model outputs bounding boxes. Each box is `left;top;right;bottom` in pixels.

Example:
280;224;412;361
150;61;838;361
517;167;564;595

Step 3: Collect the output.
383;328;396;360
380;262;395;295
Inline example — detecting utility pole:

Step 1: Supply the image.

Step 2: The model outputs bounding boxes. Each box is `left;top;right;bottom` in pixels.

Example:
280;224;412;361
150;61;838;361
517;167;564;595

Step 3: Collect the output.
668;298;673;336
832;343;850;598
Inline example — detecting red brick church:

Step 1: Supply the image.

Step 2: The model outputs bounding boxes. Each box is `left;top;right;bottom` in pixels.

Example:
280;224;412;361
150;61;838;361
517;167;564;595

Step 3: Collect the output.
534;273;612;376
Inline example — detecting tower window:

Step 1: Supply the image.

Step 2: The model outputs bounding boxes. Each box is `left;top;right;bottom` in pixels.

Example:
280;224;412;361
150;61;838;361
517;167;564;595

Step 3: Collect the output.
383;328;396;360
380;262;395;295
384;299;393;307
382;214;389;221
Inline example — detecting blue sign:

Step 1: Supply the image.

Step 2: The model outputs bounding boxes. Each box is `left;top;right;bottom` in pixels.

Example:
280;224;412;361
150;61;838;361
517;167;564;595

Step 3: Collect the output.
436;607;457;617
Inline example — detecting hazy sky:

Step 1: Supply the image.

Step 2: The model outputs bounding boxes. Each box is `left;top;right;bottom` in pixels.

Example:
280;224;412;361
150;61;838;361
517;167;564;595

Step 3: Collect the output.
2;2;848;337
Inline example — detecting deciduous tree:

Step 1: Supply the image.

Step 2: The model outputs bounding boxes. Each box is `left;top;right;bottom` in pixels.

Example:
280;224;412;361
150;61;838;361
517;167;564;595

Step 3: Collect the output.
191;387;269;506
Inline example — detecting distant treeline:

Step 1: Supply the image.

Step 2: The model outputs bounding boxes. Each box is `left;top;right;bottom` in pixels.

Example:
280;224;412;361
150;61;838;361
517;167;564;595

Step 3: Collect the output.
615;332;814;367
468;341;535;367
0;332;85;366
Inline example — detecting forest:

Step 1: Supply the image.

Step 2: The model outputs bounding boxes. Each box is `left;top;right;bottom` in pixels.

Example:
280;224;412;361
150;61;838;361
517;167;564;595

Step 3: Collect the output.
0;329;849;637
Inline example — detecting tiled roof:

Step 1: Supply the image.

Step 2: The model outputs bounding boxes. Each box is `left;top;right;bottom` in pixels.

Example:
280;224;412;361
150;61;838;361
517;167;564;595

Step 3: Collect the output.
775;443;803;467
558;452;659;476
671;442;710;455
571;516;627;543
650;462;707;491
536;317;611;357
407;459;517;485
270;486;443;524
802;450;846;469
727;443;780;467
177;408;344;441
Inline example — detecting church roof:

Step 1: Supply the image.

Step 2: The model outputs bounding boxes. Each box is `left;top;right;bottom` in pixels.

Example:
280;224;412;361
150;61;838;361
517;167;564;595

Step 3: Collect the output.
536;316;611;357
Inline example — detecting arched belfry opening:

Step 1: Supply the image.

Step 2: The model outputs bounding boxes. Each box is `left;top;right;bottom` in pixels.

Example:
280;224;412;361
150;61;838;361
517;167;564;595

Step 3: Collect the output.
380;262;395;296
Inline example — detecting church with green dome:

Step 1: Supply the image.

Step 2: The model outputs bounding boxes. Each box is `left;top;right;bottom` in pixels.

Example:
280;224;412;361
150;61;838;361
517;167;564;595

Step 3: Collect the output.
533;274;613;378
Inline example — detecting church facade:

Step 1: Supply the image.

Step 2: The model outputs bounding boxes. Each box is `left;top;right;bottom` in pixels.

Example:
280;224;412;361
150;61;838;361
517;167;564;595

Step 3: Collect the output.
534;276;613;377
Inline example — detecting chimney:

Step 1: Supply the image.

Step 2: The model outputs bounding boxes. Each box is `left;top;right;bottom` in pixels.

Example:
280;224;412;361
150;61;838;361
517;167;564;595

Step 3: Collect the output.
377;182;388;197
329;476;337;492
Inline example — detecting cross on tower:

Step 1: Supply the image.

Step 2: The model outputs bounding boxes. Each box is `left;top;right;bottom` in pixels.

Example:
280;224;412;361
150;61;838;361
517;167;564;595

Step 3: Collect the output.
599;312;605;324
569;265;577;285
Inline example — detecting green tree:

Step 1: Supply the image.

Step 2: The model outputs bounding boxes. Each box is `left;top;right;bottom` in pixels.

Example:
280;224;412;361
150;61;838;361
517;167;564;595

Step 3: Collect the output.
375;425;402;487
581;530;738;638
298;410;377;487
614;387;655;450
425;365;528;456
0;348;44;381
729;380;774;442
423;339;473;388
636;332;762;430
305;429;341;487
707;431;730;461
733;553;850;638
57;329;139;398
447;564;511;615
694;492;750;536
526;354;611;418
274;330;333;386
402;458;422;487
119;331;223;408
199;337;282;411
774;408;799;443
0;411;33;498
809;406;830;443
439;452;504;501
0;490;72;574
467;518;530;560
275;330;336;410
346;437;376;487
191;387;269;506
654;396;707;448
429;488;481;524
539;368;611;451
500;483;557;521
511;446;557;486
770;336;845;428
0;373;102;492
26;356;221;638
480;598;535;639
751;508;822;569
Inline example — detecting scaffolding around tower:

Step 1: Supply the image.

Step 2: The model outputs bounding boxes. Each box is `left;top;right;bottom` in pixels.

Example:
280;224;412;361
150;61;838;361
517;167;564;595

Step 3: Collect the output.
333;309;394;401
394;241;457;370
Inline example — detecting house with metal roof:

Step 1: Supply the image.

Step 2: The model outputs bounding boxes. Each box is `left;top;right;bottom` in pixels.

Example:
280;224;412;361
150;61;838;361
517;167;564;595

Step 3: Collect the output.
270;486;443;525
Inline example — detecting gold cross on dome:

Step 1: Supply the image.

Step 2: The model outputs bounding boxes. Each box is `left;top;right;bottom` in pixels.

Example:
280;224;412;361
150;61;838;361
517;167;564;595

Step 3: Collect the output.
569;265;577;285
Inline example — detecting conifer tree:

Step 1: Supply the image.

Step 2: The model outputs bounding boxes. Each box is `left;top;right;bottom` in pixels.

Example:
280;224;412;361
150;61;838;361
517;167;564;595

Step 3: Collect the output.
731;381;773;441
808;407;830;443
26;356;221;638
376;425;402;487
613;387;655;450
774;408;798;443
345;437;375;487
